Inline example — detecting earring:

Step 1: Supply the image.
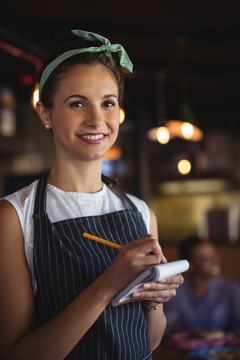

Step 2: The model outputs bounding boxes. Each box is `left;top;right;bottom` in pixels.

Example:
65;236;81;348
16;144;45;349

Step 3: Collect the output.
45;124;50;129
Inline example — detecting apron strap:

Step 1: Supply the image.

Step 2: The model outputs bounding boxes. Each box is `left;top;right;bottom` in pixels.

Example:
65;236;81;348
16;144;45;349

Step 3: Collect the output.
33;170;139;217
102;174;139;211
33;169;50;216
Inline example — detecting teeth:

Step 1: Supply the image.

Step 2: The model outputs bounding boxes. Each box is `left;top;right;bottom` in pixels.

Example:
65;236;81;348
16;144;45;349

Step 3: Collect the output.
81;134;104;140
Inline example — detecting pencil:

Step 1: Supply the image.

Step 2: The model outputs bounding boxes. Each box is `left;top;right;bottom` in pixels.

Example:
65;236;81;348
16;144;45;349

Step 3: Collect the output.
82;232;123;250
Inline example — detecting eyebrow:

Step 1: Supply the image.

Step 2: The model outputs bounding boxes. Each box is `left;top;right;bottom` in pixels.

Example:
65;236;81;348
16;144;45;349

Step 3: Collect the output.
64;94;118;103
64;94;86;103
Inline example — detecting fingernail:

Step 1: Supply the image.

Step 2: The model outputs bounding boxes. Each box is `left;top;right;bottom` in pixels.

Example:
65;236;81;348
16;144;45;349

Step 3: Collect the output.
163;256;168;263
133;292;140;298
160;278;167;283
143;283;151;289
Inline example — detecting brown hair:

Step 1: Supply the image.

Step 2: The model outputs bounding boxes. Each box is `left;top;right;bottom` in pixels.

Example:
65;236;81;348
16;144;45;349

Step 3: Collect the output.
39;37;125;108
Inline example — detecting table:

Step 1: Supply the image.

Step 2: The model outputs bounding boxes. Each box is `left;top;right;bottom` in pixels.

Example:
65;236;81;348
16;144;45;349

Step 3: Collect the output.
152;345;190;360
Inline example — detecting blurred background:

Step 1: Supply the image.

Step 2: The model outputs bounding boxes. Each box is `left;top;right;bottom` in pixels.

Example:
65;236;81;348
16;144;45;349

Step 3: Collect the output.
0;0;240;268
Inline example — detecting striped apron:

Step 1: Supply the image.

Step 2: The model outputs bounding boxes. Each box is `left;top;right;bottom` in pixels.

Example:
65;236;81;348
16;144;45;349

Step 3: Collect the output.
33;171;152;359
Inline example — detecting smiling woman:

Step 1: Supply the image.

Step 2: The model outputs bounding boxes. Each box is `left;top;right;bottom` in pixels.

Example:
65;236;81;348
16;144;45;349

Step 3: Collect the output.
37;63;120;170
0;29;184;360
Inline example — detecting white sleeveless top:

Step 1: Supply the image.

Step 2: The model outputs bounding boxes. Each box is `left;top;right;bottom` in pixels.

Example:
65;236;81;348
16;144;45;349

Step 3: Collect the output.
2;180;150;292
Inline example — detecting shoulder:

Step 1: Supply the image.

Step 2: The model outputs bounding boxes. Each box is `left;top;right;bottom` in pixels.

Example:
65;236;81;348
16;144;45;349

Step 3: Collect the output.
2;180;38;207
128;195;157;235
127;193;151;232
0;198;23;249
0;198;19;220
0;181;39;243
1;181;38;234
1;181;38;215
127;193;156;224
127;193;149;213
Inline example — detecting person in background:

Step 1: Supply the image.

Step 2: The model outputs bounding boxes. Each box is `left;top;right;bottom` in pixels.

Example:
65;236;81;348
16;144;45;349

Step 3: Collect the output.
0;29;183;360
164;235;240;334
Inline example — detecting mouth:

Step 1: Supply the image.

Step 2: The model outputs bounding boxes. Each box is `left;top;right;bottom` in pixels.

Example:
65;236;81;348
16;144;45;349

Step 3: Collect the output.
79;134;105;140
78;133;107;144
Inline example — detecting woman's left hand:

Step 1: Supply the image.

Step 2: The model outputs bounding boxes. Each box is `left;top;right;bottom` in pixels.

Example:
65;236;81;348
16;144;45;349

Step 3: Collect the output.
132;273;184;304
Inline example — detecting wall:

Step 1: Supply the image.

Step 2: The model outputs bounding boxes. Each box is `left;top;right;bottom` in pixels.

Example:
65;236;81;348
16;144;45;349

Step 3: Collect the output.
150;188;240;244
0;102;55;197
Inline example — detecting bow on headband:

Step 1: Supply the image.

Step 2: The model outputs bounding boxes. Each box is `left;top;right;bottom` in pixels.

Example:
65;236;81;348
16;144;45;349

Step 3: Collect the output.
39;29;133;96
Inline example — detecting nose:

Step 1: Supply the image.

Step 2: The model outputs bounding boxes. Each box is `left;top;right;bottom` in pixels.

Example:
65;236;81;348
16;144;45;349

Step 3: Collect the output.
84;106;103;128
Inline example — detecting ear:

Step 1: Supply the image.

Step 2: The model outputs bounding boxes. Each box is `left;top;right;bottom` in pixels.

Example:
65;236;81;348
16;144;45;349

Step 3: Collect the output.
36;101;52;129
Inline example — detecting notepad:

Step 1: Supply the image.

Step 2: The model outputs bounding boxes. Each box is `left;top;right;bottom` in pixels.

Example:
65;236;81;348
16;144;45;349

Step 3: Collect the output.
111;259;189;307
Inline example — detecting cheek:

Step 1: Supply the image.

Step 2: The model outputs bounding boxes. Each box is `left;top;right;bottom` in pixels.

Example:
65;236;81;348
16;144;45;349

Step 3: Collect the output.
54;112;78;133
111;112;120;131
112;121;120;142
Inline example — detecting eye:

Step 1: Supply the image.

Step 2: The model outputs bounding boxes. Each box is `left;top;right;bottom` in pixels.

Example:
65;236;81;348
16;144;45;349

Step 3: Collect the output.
70;100;84;108
102;100;117;108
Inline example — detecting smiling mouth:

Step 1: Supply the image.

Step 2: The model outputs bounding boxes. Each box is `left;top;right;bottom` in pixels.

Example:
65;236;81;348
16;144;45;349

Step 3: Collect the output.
79;134;105;140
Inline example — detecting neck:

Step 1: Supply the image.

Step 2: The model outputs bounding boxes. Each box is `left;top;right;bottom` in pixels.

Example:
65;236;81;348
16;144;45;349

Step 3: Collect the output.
48;160;103;193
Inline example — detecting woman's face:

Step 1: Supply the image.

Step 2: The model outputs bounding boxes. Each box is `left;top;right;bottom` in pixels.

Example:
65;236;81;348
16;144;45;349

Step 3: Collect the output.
41;63;120;163
191;242;221;278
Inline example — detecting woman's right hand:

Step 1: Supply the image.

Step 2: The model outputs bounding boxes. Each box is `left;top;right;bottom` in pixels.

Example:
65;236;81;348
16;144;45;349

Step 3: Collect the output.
101;234;165;299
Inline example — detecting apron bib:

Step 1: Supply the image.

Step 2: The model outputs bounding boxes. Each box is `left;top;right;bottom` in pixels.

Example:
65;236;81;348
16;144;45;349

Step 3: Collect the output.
33;172;152;359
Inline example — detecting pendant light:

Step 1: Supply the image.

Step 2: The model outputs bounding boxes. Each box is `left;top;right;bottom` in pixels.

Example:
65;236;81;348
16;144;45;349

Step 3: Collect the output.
147;69;203;143
147;69;170;144
166;75;203;142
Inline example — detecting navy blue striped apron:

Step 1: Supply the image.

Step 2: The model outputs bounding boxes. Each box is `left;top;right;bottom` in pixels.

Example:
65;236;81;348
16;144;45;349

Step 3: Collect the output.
33;171;152;359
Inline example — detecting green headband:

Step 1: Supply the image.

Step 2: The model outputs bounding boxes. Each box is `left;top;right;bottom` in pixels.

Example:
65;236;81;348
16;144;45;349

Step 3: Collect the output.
39;29;133;96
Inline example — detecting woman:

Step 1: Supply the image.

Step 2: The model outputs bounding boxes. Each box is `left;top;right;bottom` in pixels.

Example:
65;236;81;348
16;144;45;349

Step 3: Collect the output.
164;235;240;333
0;29;183;360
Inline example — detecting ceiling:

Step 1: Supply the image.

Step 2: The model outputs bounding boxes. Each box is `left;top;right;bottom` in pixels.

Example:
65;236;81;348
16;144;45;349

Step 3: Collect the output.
0;0;240;141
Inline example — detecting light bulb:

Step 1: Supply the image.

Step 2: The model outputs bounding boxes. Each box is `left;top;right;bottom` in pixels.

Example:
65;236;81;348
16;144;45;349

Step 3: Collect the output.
32;84;39;109
156;126;170;144
181;122;194;139
119;108;125;124
178;159;191;175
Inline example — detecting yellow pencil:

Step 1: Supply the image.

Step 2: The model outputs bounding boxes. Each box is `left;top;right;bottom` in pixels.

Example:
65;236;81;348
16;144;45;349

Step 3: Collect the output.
82;232;123;250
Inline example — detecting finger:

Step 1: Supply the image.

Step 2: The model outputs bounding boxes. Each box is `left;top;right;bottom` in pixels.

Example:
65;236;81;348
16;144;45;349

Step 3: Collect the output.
131;235;162;255
143;282;180;291
122;236;163;265
132;288;178;302
162;274;184;285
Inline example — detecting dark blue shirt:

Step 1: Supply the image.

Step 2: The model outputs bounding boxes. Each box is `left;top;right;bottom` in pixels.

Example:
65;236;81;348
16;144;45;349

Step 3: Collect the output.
164;276;240;332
